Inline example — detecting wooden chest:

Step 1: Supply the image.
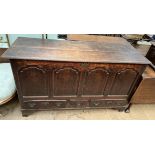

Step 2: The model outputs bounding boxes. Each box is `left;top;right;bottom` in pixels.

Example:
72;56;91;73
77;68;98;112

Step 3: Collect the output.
2;37;150;116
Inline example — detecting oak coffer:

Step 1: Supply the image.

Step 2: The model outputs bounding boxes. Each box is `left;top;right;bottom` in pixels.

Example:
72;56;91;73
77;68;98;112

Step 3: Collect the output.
2;37;150;116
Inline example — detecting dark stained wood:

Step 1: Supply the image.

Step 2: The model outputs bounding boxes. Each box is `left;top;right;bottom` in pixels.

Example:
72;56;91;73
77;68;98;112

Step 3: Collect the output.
10;59;146;116
67;35;155;107
67;34;151;58
110;69;138;95
2;37;150;64
18;66;49;97
53;67;80;96
83;68;109;95
2;37;150;116
67;34;125;44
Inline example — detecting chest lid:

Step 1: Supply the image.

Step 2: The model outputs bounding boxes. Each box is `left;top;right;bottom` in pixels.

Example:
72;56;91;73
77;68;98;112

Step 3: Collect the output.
2;37;150;64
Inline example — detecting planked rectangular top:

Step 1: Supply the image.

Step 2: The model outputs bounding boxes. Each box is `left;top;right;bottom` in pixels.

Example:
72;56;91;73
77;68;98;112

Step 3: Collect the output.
2;37;150;64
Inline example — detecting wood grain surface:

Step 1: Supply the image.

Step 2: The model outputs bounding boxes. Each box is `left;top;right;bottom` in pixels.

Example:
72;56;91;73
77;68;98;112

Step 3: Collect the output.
2;37;150;64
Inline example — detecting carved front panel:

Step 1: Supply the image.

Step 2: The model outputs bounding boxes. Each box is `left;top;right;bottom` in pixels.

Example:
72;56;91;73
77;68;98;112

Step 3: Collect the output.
82;68;109;95
18;66;48;97
22;99;128;110
53;67;80;96
69;100;89;108
110;69;138;95
11;60;144;114
22;100;67;109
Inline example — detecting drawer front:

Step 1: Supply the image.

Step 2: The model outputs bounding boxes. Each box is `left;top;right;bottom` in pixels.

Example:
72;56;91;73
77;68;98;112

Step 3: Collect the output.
22;99;128;110
22;100;89;109
22;100;67;109
69;100;89;108
90;99;128;108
